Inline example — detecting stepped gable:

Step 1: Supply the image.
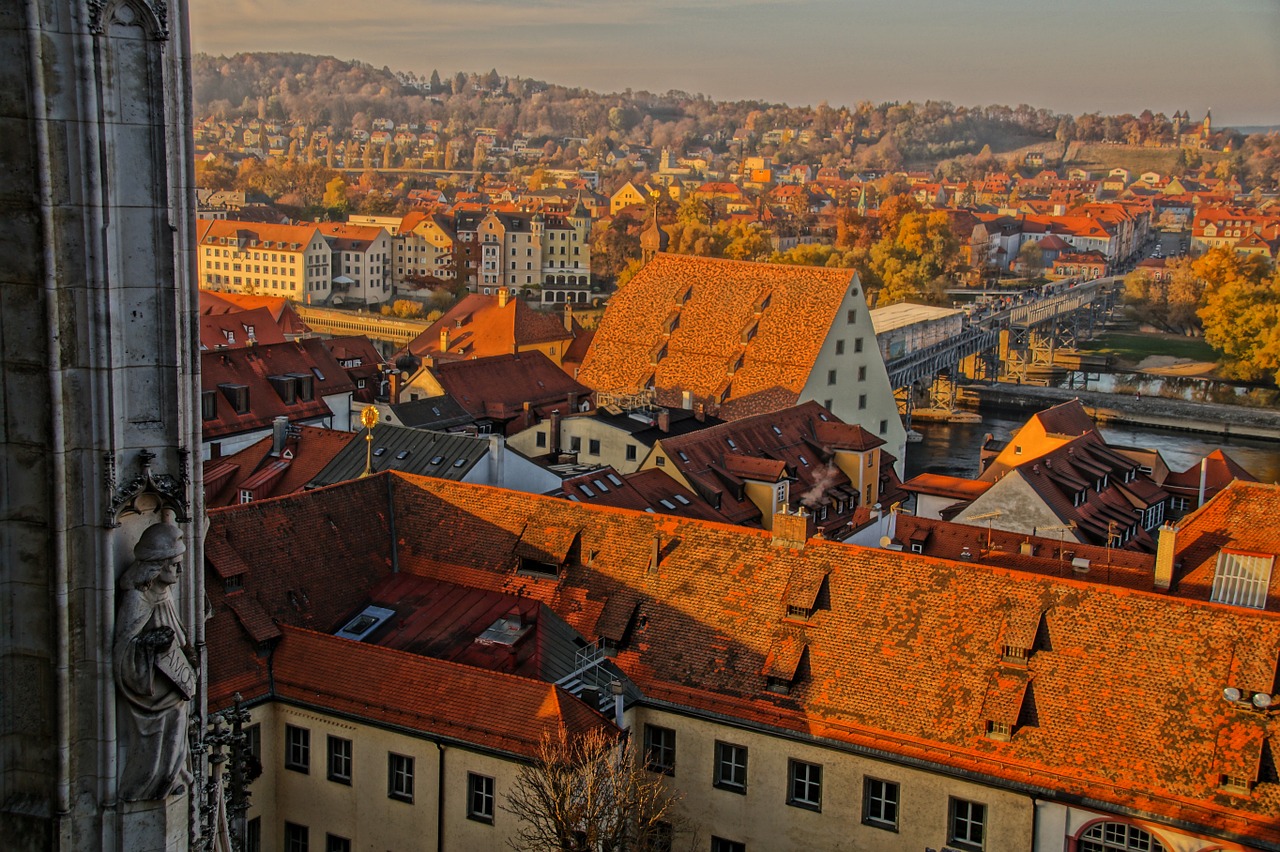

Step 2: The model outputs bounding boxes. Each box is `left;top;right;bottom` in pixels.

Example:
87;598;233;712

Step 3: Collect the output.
578;254;857;416
206;472;1280;844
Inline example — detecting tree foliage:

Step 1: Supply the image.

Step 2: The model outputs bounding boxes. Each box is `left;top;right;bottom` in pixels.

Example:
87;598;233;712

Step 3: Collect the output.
503;726;696;852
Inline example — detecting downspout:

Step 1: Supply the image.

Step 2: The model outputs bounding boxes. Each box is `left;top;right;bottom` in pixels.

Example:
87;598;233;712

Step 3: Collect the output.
27;0;74;830
386;472;399;573
1197;457;1208;508
435;740;446;852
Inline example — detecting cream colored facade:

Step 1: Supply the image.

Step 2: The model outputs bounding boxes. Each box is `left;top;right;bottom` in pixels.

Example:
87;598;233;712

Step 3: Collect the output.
508;413;650;473
244;702;526;852
799;283;908;476
199;221;333;303
631;706;1034;852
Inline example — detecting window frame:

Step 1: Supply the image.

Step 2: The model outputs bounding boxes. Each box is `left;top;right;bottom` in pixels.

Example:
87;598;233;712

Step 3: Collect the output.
284;724;310;773
467;772;495;824
786;758;822;812
862;777;900;831
324;834;351;852
948;797;986;850
327;735;352;785
283;822;309;852
713;741;748;793
644;724;676;775
388;752;415;803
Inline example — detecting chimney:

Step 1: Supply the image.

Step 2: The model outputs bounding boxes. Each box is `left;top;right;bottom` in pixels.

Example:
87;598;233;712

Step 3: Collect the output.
498;287;509;307
440;328;450;352
681;390;693;411
269;416;290;457
548;409;562;455
488;433;505;486
693;402;705;421
567;391;579;412
1198;457;1208;508
1154;523;1177;591
649;534;661;573
772;505;813;550
657;408;670;433
389;370;402;405
563;304;574;333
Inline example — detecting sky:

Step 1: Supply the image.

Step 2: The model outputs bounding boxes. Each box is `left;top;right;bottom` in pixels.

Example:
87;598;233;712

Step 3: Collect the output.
190;0;1280;127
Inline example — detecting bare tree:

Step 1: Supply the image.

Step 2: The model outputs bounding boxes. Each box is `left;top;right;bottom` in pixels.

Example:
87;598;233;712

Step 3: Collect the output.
503;726;696;852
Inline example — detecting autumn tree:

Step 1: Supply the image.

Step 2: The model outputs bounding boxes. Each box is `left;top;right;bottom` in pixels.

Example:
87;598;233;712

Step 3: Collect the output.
503;726;696;852
1197;250;1280;382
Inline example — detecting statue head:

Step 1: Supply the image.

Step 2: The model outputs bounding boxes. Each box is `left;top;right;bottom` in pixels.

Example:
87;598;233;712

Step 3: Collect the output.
120;520;185;590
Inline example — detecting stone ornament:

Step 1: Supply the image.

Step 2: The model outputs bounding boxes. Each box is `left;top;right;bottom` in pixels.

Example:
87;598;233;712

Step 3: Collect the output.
87;0;169;38
114;519;194;801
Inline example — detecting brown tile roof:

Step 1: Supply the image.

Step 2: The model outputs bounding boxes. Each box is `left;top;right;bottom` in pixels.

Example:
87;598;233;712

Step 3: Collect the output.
198;291;311;336
199;307;286;350
1165;449;1258;502
578;254;858;418
202;425;356;508
430;352;591;430
209;473;1280;843
902;473;994;501
557;467;727;523
201;339;356;440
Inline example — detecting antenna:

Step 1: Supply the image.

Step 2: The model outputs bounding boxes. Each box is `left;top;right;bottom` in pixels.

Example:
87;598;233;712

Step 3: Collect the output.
966;510;1002;553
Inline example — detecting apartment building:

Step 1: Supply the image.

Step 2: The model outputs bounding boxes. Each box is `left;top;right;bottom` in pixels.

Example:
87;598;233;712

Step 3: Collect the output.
314;222;394;307
197;219;333;303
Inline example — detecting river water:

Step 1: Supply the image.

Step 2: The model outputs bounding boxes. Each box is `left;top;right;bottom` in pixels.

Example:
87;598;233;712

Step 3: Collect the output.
904;411;1280;484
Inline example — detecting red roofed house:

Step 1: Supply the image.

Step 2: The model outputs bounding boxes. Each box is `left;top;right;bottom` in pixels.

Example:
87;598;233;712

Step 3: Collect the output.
197;218;334;303
198;290;312;338
578;254;907;473
1163;448;1258;516
203;422;356;507
201;338;357;459
400;290;579;373
208;471;1280;852
198;306;286;350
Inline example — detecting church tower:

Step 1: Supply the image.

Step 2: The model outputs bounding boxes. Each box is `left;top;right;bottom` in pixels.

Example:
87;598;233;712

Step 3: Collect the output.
2;1;203;849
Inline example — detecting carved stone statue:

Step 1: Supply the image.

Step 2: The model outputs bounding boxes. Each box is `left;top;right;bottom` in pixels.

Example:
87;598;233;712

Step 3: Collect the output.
114;520;195;801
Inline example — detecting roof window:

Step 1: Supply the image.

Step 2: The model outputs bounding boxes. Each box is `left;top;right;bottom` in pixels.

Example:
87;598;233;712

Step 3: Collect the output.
335;605;396;641
606;474;623;487
593;480;609;493
395;450;411;460
372;447;387;457
1210;549;1275;610
453;458;467;468
660;499;676;510
428;455;443;465
674;494;691;505
580;484;595;497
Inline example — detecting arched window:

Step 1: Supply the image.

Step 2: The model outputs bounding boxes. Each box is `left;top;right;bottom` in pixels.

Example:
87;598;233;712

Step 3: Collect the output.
1079;822;1166;852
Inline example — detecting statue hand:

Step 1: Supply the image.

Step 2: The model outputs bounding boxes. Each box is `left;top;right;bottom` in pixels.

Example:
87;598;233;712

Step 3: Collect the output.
140;625;175;649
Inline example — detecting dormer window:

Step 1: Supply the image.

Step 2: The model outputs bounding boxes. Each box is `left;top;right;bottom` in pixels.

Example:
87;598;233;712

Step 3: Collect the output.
1001;645;1028;666
985;721;1012;741
1210;549;1275;610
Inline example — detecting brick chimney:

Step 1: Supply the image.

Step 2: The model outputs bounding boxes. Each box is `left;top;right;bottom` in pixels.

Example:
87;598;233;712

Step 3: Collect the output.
389;370;402;405
270;416;289;457
440;328;449;352
772;505;813;549
657;408;670;433
1154;523;1177;591
498;287;509;307
563;304;574;333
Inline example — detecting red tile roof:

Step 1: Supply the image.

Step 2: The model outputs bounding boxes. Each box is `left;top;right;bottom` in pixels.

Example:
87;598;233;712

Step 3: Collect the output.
198;290;311;337
1165;449;1258;503
1172;481;1280;608
403;294;575;363
430;351;591;431
208;473;1280;843
579;255;859;418
199;307;286;350
202;425;356;507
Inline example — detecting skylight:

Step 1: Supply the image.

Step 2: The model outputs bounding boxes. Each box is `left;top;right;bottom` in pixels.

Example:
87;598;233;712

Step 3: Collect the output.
660;499;676;509
372;447;387;457
606;474;623;486
429;455;444;465
593;479;609;492
674;494;691;505
335;605;396;641
677;451;689;462
395;450;411;460
727;438;737;449
581;484;596;497
772;426;782;435
453;458;467;467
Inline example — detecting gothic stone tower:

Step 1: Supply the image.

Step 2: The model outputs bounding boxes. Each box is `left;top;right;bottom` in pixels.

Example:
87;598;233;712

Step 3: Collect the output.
1;0;202;849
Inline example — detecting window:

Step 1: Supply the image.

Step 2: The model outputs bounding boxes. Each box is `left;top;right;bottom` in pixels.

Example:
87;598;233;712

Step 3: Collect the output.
325;835;351;852
536;431;547;448
714;742;747;792
588;439;601;456
468;772;495;823
327;736;352;784
858;394;867;410
846;308;857;324
284;822;308;852
644;725;676;775
879;419;888;435
827;370;837;385
570;436;582;453
787;760;822;811
949;798;986;850
245;817;261;852
285;725;310;773
1078;822;1167;852
854;337;864;353
626;444;637;462
835;340;845;355
388;753;415;802
863;778;899;830
711;839;745;852
1209;550;1274;610
857;365;867;381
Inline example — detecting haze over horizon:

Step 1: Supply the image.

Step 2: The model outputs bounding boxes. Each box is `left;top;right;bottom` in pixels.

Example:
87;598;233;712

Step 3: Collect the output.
191;0;1280;127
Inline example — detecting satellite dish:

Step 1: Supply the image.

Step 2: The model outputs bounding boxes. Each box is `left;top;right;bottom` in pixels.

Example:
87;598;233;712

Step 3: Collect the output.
1253;692;1273;709
1223;687;1242;702
879;536;893;549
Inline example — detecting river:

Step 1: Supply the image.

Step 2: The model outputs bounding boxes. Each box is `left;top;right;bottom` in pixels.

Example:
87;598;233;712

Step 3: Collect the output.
904;411;1280;484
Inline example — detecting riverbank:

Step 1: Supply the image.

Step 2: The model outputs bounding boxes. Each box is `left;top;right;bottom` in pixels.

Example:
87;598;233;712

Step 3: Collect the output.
958;383;1280;442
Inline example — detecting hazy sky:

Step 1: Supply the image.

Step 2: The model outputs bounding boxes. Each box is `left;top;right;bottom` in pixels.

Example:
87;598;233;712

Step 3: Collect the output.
191;0;1280;126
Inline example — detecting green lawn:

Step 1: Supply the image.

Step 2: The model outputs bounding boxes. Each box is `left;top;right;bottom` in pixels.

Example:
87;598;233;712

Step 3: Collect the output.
1080;332;1217;365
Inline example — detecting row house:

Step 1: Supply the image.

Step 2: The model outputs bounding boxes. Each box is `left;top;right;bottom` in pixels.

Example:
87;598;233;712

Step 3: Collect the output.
197;219;334;304
314;222;394;307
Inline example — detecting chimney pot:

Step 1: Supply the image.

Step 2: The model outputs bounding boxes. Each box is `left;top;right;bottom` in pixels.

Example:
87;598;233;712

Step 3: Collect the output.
657;408;671;433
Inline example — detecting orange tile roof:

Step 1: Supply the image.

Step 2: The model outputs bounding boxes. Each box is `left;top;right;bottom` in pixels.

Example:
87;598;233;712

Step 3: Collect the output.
578;255;858;418
1173;481;1280;608
403;294;574;363
207;473;1280;844
199;307;286;350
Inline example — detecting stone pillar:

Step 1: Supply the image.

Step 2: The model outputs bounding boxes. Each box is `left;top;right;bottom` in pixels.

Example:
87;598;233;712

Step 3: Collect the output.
0;0;202;849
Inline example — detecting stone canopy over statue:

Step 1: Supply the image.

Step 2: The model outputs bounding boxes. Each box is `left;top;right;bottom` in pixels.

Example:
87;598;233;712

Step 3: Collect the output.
114;519;195;802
